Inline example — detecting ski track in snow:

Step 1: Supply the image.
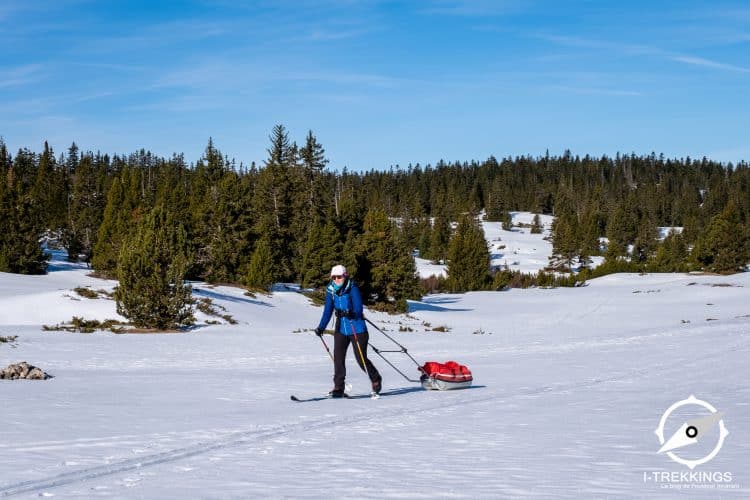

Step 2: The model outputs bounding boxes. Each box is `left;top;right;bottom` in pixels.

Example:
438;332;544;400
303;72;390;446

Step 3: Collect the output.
3;235;749;498
2;330;747;498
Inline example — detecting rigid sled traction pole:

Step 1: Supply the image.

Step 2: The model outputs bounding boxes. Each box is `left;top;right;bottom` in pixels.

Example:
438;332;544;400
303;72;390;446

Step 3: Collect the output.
365;317;425;384
365;316;474;390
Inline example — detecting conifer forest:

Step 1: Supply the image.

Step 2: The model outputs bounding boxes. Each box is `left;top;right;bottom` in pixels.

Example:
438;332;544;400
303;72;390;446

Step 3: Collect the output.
1;124;749;320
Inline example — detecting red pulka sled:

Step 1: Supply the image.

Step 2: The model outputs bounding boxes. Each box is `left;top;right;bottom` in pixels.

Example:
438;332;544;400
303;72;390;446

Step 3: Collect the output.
419;360;473;390
365;318;473;391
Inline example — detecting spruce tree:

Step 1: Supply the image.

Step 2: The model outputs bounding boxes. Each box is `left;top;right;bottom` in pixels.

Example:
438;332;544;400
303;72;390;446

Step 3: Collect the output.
530;214;543;234
427;214;451;263
632;215;659;263
549;212;579;271
0;157;49;274
252;125;305;281
65;154;106;263
115;206;193;329
194;171;253;283
299;130;328;222
244;237;275;292
446;214;490;292
501;211;513;231
92;169;139;276
692;202;749;273
651;230;688;272
353;210;422;312
300;221;343;289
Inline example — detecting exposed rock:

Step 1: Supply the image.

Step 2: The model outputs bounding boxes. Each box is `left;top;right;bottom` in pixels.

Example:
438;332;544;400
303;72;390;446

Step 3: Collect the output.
0;362;52;380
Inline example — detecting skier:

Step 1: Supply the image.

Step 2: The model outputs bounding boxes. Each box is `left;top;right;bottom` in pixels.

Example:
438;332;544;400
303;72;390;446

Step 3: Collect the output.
315;264;382;397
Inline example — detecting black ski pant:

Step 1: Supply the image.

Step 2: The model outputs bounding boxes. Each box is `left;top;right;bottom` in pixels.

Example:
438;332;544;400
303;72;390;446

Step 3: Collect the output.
333;330;380;390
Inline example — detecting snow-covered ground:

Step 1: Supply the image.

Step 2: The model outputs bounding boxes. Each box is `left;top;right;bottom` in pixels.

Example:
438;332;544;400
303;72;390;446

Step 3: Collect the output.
1;246;749;497
415;212;606;278
482;212;556;274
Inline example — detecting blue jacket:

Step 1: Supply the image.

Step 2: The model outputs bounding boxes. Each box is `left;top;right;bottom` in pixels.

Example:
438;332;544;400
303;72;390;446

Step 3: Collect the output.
317;278;367;335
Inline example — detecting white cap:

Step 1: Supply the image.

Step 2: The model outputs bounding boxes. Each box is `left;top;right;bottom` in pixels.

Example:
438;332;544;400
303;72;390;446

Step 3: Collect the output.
330;264;347;277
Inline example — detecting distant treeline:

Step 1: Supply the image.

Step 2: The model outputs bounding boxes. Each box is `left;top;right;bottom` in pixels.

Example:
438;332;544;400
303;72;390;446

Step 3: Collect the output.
1;125;748;300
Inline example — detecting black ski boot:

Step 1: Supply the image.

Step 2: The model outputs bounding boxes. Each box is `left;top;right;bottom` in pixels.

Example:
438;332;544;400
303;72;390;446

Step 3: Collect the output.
371;376;382;395
329;388;345;398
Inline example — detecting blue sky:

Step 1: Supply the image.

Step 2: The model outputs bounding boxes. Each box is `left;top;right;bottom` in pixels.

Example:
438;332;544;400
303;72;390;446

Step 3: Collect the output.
2;1;750;170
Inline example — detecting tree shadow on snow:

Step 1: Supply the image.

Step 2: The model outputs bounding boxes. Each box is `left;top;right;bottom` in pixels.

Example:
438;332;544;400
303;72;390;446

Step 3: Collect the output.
408;299;472;313
47;260;89;273
192;287;272;308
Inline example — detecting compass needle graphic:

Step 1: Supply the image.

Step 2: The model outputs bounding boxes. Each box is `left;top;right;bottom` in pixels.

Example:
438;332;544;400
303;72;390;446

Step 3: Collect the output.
655;395;729;469
658;412;725;454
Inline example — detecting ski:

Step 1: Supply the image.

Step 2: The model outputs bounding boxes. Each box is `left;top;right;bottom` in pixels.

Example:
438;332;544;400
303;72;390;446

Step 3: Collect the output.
290;393;351;402
347;392;380;400
290;392;384;402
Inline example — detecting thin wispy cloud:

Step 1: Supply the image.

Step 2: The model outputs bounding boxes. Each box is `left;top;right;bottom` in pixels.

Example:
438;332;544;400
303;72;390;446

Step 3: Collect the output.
151;56;411;93
547;85;643;97
0;64;46;89
538;33;660;56
287;71;410;87
670;55;750;73
541;33;750;75
5;1;750;168
419;0;520;17
305;27;372;42
72;19;235;56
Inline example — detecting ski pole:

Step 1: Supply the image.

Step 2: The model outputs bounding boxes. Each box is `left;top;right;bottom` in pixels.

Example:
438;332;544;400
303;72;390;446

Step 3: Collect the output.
349;319;370;377
318;330;353;392
319;334;334;363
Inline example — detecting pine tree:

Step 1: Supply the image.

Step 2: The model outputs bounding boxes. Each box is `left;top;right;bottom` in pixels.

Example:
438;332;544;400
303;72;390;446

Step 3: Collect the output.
501;210;513;231
33;142;67;232
446;214;490;292
530;214;543;234
300;221;343;289
115;206;193;329
692;202;749;273
632;214;659;263
299;130;328;222
252;125;305;281
427;214;451;263
92;169;139;276
549;212;578;271
244;237;275;292
650;230;688;272
485;176;507;221
353;210;422;312
193;171;253;283
65;154;106;263
0;151;49;274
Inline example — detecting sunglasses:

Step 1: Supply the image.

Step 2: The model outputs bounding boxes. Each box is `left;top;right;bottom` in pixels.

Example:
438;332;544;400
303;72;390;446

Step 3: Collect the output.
331;275;345;280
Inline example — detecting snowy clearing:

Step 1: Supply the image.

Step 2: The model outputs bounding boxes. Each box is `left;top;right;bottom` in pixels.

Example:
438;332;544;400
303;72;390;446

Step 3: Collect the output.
1;245;749;498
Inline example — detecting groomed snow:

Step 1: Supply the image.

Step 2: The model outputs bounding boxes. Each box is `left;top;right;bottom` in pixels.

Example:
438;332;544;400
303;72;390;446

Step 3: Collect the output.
1;245;749;497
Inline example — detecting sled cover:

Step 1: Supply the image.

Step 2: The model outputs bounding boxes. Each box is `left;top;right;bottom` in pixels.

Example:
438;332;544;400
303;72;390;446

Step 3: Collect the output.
420;361;473;390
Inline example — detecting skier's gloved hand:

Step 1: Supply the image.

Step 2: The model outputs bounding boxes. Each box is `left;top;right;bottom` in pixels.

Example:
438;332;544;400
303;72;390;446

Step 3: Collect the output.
334;309;345;319
345;311;357;319
314;327;324;337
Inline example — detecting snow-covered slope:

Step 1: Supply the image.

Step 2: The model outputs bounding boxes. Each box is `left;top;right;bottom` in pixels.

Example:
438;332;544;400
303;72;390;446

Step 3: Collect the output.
1;251;749;498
